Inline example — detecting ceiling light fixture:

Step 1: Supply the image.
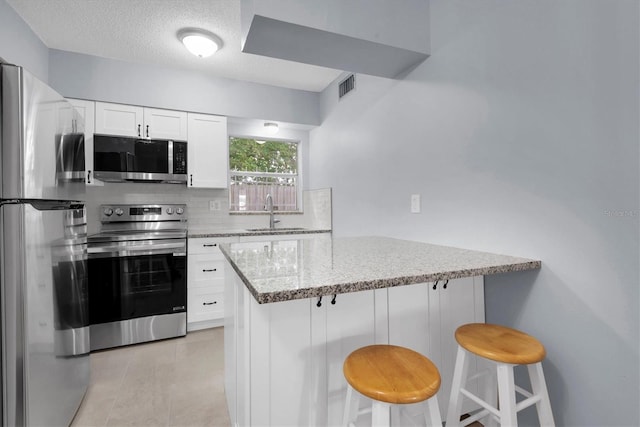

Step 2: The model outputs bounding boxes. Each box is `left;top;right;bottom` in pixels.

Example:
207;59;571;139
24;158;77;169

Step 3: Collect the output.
178;28;223;58
264;122;279;135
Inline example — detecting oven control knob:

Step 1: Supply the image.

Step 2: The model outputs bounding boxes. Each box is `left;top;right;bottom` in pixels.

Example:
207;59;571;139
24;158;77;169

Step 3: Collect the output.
176;207;184;215
115;208;124;216
166;208;174;215
103;208;113;217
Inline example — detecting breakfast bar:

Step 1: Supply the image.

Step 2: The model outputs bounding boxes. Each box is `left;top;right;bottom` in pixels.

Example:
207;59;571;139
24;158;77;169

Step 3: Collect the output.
221;236;541;426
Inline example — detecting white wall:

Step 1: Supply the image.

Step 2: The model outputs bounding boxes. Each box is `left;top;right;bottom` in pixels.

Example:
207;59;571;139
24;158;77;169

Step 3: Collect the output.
0;0;49;81
310;1;639;426
48;49;321;126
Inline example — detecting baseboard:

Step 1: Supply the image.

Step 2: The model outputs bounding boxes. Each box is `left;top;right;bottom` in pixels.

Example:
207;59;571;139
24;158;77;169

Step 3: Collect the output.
187;318;224;332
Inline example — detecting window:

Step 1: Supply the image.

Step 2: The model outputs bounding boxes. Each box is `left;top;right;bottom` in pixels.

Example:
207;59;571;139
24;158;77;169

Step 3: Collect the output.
229;137;299;212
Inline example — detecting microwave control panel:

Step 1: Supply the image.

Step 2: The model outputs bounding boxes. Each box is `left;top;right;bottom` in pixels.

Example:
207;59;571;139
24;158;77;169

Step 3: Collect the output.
173;141;187;174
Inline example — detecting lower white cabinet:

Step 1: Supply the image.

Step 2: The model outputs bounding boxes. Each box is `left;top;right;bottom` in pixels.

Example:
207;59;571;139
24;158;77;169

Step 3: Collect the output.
187;237;238;331
224;263;486;426
388;278;486;417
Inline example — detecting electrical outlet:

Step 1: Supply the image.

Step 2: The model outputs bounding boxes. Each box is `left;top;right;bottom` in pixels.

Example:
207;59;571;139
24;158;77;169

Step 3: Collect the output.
411;194;421;213
209;200;221;211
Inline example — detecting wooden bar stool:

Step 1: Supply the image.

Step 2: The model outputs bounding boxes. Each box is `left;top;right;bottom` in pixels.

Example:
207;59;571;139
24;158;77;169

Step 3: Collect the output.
342;344;442;427
446;323;555;427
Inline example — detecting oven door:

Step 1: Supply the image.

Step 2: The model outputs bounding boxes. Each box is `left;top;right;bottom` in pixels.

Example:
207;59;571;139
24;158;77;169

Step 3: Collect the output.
88;239;187;326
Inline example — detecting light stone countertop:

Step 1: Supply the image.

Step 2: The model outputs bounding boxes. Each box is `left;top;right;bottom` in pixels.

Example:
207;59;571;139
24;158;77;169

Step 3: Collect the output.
219;236;541;304
188;228;331;238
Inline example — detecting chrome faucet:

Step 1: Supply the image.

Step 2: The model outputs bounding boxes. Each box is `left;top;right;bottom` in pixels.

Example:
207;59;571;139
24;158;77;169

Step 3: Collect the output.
265;194;280;229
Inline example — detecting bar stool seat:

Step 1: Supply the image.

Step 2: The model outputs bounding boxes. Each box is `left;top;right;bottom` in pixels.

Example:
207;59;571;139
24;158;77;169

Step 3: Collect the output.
343;344;442;426
446;323;555;426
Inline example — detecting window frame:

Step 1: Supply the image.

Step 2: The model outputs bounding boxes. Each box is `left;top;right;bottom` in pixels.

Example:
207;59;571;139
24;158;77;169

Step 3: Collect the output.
228;134;303;213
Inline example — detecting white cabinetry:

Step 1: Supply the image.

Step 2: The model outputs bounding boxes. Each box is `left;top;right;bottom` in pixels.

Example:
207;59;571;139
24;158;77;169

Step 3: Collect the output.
313;289;379;426
224;265;486;426
187;237;237;331
388;277;485;416
95;102;187;140
143;107;188;140
66;98;100;185
187;113;228;188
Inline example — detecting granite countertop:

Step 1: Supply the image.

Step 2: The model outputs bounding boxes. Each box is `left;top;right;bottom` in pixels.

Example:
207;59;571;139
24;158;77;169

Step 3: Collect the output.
188;228;331;238
219;236;541;304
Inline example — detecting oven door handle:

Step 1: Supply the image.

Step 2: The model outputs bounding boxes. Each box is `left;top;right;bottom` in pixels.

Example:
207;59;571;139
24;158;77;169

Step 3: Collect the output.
88;240;186;258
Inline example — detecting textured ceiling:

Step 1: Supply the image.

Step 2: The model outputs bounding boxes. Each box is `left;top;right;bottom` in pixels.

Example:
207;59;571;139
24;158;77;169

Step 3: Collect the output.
7;0;343;92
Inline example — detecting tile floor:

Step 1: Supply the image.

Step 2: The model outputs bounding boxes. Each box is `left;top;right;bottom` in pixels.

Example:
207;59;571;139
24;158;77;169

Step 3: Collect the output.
71;327;230;427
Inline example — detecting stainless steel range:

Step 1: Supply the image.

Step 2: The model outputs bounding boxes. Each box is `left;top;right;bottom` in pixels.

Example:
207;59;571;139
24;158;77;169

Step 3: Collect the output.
88;204;188;351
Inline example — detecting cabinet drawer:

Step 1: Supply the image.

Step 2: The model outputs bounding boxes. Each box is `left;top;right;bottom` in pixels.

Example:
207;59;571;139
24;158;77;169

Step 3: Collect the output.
188;237;236;255
189;256;225;285
188;289;224;323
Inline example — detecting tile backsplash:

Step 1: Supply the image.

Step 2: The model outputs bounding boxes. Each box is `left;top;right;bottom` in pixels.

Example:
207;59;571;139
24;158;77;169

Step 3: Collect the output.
85;183;331;234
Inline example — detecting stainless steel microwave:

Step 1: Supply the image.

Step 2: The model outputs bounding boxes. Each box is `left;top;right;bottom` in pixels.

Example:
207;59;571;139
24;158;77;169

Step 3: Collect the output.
93;135;187;183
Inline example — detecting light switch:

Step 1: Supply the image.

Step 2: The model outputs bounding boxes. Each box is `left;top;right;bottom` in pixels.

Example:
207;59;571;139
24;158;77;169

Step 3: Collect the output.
411;194;421;213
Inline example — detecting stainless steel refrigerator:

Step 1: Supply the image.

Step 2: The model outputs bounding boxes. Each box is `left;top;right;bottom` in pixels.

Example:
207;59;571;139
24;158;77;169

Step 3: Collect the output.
0;63;89;426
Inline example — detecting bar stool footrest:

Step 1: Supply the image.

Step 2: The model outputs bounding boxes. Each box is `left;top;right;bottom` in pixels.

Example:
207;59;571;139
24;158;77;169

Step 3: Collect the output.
459;408;496;426
460;388;501;419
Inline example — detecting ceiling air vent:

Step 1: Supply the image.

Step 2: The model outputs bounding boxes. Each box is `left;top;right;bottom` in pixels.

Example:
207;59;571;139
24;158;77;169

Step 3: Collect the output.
338;74;355;99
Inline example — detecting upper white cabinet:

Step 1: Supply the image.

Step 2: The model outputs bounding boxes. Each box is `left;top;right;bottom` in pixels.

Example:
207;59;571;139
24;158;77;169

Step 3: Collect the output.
187;113;228;188
66;98;101;186
95;102;143;137
95;102;187;140
143;107;188;140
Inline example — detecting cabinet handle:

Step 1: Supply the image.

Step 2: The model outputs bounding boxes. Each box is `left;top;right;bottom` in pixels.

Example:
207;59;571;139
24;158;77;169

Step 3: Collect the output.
202;268;217;272
190;174;193;186
331;294;337;305
203;244;217;247
443;279;449;289
432;280;439;290
203;301;217;305
87;170;91;183
137;124;141;137
316;296;322;307
146;124;149;138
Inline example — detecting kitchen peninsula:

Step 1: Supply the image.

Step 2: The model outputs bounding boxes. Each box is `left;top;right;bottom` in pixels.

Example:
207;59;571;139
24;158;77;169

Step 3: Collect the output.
221;236;541;426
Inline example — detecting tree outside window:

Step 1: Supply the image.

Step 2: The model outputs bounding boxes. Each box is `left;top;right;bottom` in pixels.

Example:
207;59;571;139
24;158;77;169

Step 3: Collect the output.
229;137;298;212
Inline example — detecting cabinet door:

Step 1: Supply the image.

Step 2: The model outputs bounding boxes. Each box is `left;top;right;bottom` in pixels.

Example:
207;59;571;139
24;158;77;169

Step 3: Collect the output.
95;102;143;137
143;107;188;140
249;295;313;426
322;290;377;426
388;278;485;419
187;238;237;330
67;99;100;186
435;276;485;416
188;237;237;255
187;113;228;188
188;254;226;289
187;287;224;323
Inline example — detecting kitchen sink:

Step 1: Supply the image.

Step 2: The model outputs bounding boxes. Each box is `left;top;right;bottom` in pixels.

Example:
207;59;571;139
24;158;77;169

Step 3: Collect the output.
246;227;307;232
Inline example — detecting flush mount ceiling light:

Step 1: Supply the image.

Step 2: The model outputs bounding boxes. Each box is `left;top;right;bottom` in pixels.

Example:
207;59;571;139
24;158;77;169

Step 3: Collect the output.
178;28;223;58
264;122;279;135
